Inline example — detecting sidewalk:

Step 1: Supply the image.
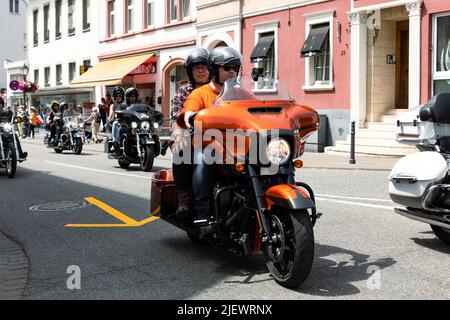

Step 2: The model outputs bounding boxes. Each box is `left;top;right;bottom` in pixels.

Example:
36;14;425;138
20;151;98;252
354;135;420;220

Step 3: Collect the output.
21;131;399;171
0;231;28;300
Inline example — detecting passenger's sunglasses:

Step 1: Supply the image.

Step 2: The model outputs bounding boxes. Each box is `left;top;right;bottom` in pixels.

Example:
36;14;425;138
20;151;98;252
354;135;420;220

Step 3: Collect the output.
222;65;240;72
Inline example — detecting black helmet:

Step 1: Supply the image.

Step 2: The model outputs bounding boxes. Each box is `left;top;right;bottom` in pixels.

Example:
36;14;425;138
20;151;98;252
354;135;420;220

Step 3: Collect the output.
185;48;209;84
125;87;138;98
112;86;125;98
125;87;138;105
208;46;242;83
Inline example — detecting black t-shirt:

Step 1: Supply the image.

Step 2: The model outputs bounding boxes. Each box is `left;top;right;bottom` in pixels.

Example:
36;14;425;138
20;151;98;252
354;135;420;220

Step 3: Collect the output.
0;110;13;123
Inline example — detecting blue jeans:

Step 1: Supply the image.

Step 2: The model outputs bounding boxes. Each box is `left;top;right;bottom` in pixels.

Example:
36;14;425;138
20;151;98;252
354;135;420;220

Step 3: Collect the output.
192;148;217;221
112;122;122;143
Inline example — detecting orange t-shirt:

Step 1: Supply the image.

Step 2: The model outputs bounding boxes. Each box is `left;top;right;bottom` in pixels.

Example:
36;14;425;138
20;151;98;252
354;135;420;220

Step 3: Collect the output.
177;83;219;128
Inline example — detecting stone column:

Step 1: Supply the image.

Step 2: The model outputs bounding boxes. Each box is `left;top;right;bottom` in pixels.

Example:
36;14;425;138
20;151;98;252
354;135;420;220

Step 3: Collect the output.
406;0;423;109
348;11;368;128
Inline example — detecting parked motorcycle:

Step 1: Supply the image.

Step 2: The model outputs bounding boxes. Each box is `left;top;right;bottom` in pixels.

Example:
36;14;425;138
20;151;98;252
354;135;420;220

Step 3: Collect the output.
0;113;24;178
105;104;162;172
389;92;450;245
150;78;321;288
51;115;84;154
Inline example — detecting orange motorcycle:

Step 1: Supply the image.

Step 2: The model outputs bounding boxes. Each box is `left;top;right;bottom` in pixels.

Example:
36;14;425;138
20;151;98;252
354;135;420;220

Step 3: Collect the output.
150;78;321;288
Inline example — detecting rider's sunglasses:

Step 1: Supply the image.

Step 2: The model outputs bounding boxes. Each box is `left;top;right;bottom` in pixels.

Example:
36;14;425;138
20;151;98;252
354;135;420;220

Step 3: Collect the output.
222;65;240;72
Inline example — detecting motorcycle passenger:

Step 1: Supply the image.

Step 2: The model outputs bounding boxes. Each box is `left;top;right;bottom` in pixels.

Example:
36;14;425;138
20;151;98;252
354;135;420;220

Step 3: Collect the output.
171;48;210;217
178;46;242;230
125;87;139;106
0;98;28;160
109;86;126;157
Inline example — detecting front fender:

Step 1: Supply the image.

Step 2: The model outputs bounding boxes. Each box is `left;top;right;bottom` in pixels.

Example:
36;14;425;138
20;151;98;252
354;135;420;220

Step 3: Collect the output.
265;184;315;210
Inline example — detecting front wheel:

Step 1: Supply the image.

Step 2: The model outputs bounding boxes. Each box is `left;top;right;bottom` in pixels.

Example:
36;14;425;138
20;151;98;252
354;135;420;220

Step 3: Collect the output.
73;139;83;155
5;142;17;179
140;145;155;172
431;225;450;245
263;209;314;288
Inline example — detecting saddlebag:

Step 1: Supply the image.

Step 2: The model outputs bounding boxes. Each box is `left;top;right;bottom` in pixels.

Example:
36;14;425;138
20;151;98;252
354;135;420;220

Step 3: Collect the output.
389;152;448;209
150;169;176;216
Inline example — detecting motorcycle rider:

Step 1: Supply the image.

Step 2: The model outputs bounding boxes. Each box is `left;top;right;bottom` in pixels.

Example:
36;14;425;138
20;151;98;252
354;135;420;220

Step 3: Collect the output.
178;46;242;230
171;48;210;217
47;101;60;144
0;97;28;160
125;87;139;106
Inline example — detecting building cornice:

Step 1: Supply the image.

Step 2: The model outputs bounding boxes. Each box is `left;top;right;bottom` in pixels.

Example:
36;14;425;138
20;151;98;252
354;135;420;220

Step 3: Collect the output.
99;37;197;60
197;0;237;10
196;15;241;31
242;0;330;19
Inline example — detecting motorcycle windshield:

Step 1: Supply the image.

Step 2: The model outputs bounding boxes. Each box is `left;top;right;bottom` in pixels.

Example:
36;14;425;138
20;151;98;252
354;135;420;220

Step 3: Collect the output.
127;104;151;113
214;76;294;106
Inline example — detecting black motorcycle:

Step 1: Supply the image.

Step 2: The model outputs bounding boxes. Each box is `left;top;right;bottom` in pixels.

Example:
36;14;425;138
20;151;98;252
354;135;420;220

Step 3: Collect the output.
105;104;161;172
0;114;23;178
51;114;84;155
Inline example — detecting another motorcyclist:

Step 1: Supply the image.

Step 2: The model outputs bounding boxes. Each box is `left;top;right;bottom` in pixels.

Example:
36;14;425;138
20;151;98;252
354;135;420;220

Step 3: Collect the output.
171;48;210;217
46;101;60;145
0;97;28;160
178;46;242;231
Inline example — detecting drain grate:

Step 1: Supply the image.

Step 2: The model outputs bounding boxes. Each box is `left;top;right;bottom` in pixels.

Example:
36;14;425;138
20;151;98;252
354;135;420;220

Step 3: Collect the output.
29;201;90;212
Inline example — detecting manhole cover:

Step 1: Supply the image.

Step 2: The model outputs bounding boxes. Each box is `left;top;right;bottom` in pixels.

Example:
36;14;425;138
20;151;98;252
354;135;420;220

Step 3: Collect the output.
29;201;90;212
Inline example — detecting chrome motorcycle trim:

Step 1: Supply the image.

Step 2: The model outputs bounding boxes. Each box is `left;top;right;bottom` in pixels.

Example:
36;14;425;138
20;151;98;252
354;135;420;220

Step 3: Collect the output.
422;184;450;213
390;174;418;184
395;207;450;229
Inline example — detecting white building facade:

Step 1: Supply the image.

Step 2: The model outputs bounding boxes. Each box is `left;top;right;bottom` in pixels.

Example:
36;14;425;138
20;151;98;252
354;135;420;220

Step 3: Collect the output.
27;0;99;110
1;0;28;105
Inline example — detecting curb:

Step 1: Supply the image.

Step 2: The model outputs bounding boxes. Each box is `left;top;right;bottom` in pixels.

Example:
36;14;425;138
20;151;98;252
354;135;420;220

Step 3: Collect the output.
0;230;29;300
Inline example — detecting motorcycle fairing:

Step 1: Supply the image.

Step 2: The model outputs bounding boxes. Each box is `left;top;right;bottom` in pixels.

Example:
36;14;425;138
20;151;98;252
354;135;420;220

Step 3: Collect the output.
265;184;315;210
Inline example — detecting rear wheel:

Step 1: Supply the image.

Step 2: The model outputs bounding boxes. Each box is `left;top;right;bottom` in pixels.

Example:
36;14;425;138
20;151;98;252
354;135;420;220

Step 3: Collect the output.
73;139;83;155
431;225;450;245
263;209;314;288
140;145;155;172
5;142;17;179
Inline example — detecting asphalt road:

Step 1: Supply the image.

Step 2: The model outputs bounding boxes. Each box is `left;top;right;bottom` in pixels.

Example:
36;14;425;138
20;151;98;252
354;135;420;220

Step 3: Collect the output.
0;140;449;300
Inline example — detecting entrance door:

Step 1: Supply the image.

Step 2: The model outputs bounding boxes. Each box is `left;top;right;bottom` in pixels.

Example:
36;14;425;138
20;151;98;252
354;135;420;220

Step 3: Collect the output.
395;21;409;109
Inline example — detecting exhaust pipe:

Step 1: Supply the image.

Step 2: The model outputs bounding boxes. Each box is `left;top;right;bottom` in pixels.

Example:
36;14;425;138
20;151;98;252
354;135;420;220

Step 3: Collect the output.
422;184;450;213
395;207;450;229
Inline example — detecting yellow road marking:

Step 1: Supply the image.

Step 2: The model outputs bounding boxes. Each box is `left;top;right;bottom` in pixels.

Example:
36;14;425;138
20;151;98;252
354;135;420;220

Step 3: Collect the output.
65;197;160;228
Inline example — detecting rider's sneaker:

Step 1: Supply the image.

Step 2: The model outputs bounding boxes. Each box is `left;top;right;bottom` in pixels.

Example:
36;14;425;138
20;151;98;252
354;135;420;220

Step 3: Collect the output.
19;152;28;162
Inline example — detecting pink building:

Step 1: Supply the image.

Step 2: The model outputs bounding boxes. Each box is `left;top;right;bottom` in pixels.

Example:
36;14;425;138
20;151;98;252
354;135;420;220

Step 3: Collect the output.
241;0;450;156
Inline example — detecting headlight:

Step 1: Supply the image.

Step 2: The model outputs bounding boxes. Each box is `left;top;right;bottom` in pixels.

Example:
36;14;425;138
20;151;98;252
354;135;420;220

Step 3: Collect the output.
3;124;12;132
140;121;150;131
153;122;159;130
266;138;291;165
131;122;138;129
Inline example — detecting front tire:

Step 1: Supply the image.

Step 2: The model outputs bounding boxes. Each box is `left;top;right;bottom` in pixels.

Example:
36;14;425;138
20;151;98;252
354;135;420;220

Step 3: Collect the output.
5;142;17;179
73;139;83;155
140;145;155;172
263;209;314;288
431;225;450;245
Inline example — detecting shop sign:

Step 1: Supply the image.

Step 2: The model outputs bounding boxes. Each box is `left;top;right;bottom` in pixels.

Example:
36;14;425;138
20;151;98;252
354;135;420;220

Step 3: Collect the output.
130;62;157;75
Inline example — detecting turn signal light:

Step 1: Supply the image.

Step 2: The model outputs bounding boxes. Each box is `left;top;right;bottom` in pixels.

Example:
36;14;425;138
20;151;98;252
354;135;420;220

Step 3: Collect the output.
235;163;246;173
293;159;303;169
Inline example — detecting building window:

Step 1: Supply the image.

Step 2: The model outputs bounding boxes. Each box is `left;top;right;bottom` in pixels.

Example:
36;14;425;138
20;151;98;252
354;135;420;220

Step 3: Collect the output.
68;0;75;36
302;11;334;91
168;0;177;22
44;67;51;87
33;10;38;46
126;0;134;33
69;62;77;82
83;0;91;32
433;13;450;95
145;0;155;27
182;0;190;19
55;0;62;39
34;69;39;86
56;65;62;85
108;0;115;37
44;4;50;43
251;22;279;92
9;0;19;13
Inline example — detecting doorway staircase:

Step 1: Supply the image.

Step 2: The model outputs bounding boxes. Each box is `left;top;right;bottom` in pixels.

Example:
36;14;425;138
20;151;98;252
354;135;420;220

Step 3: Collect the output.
324;109;419;157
